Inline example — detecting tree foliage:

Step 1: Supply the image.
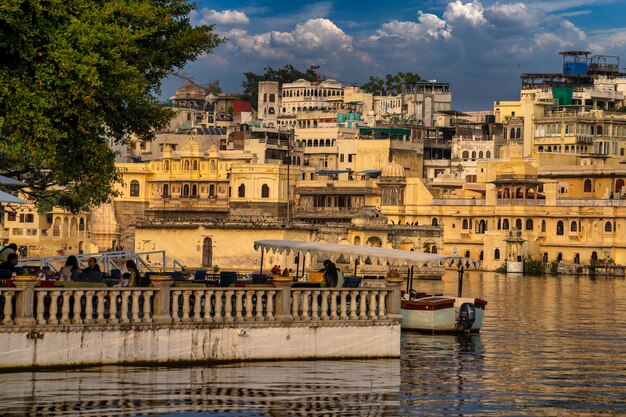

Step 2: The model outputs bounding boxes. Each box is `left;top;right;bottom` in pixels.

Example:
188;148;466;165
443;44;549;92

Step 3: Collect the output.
241;64;320;109
360;72;423;96
0;0;223;212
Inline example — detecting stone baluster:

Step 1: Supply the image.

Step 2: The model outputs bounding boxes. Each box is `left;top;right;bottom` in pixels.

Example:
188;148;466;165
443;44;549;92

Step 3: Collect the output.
203;290;214;322
234;291;244;321
72;290;84;324
265;290;276;321
84;290;95;324
95;291;106;324
253;290;264;321
150;276;173;324
142;290;153;323
60;290;72;324
320;291;329;321
131;291;141;323
171;290;180;323
213;291;223;322
181;291;191;322
368;291;378;319
105;291;118;325
291;290;300;320
13;276;36;326
349;290;358;320
273;277;293;322
301;291;311;321
245;290;254;321
120;291;130;324
311;290;320;320
36;291;46;325
2;291;15;325
330;290;338;320
384;278;403;322
339;291;348;320
48;290;60;325
193;290;203;322
377;291;387;320
224;290;234;322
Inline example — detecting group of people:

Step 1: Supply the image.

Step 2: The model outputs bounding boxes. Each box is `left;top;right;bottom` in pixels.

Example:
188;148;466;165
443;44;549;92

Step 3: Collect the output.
59;256;141;286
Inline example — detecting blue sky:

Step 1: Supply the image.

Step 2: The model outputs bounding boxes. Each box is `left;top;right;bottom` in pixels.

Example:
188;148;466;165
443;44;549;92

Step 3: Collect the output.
165;0;626;110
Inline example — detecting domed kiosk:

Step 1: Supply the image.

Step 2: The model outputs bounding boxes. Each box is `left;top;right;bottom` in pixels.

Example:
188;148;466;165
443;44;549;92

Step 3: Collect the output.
380;161;406;206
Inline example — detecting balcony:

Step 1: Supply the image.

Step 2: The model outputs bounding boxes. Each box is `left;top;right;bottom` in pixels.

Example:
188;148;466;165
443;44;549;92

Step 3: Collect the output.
431;198;485;206
556;198;626;207
496;199;545;206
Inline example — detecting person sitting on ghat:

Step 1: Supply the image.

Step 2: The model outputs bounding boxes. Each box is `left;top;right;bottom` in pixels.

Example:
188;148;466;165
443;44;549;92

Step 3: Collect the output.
0;253;19;274
83;257;101;273
125;260;141;287
0;243;18;263
323;259;338;288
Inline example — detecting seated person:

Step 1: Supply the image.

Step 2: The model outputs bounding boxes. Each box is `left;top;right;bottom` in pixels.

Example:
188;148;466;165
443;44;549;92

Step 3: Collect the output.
59;255;81;281
0;253;19;274
83;257;101;273
115;272;131;287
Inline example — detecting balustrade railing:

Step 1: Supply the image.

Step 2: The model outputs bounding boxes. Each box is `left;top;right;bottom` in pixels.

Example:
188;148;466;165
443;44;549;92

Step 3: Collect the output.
0;278;400;327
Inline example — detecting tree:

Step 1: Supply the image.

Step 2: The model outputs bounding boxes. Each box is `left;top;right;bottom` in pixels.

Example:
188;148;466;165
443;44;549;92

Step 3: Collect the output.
360;72;422;96
241;64;320;109
0;0;223;212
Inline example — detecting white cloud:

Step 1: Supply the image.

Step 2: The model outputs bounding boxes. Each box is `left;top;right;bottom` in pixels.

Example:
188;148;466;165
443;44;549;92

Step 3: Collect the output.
444;1;488;27
371;12;451;41
192;9;250;26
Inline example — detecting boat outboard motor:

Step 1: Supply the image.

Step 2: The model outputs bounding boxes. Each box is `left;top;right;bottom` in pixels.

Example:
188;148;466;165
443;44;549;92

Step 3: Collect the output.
458;302;476;331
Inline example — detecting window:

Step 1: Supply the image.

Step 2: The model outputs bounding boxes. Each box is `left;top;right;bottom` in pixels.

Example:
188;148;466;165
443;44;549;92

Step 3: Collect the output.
164;160;170;171
570;221;578;232
431;218;438;226
340;154;345;163
19;213;34;223
556;221;564;235
494;249;500;260
462;151;469;160
184;160;190;170
462;219;469;229
605;221;613;232
502;219;509;230
238;184;246;198
261;184;270;198
541;220;546;233
192;160;198;170
525;219;533;230
348;154;353;163
471;151;476;160
584;179;592;192
209;184;215;198
486;151;491;158
515;218;522;230
130;180;140;197
162;184;169;197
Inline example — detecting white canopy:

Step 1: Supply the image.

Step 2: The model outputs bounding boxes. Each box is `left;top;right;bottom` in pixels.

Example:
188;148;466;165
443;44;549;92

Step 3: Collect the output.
254;239;479;269
0;175;26;187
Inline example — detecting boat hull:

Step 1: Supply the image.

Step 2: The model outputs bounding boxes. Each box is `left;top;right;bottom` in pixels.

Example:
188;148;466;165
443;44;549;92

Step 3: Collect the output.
401;296;486;333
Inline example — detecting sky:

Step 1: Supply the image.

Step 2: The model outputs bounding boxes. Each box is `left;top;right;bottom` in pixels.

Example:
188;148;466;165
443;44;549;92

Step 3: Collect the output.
164;0;626;110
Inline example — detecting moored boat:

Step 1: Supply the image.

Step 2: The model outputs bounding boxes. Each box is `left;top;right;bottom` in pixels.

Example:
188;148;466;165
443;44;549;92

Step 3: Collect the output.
401;295;487;333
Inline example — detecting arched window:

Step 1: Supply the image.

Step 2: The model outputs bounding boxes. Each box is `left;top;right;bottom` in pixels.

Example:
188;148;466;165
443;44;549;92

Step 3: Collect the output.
591;251;598;263
462;151;469;160
494;248;500;260
164;160;170;171
479;251;484;261
238;184;246;198
209;184;215;197
192;160;198;170
541;220;546;232
462;219;469;229
605;221;613;232
130;180;140;197
616;179;624;193
525;219;533;230
261;184;270;198
479;151;484;159
497;218;502;230
574;253;580;264
542;252;548;263
464;250;471;258
325;139;331;146
556;221;564;235
163;184;169;197
478;219;487;234
191;184;197;196
79;218;85;232
182;184;189;196
184;160;190;170
515;218;522;230
471;151;476;160
570;221;578;232
354;236;361;245
502;219;510;230
431;218;438;226
510;128;515;139
584;179;592;192
486;151;491;158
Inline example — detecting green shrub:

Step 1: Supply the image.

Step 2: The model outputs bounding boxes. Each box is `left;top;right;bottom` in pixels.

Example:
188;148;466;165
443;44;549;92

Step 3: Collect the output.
523;256;546;275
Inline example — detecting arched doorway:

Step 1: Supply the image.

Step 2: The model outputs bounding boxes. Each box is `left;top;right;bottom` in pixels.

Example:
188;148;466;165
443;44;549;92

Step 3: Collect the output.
616;179;624;193
202;237;213;267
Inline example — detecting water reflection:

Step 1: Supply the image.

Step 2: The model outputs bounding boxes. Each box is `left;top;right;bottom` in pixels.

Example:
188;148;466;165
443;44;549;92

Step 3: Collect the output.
0;360;401;416
2;272;626;416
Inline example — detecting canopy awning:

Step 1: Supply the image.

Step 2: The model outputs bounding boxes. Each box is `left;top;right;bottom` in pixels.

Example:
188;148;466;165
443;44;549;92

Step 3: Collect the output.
316;169;351;175
254;240;479;269
0;175;26;186
0;190;24;204
356;169;382;175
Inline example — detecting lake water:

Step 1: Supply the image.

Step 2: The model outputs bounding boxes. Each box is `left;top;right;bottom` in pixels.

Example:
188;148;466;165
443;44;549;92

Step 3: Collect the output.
1;272;625;416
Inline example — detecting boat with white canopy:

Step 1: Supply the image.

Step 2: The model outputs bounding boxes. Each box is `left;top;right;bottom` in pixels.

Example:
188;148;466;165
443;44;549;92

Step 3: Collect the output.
254;240;487;333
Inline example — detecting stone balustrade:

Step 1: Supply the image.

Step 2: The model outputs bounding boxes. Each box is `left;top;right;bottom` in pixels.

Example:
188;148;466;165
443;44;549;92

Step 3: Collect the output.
0;277;402;368
0;278;399;328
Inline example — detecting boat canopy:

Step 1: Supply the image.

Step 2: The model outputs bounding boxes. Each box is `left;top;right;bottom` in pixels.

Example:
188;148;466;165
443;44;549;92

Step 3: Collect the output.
254;240;479;269
0;190;24;205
